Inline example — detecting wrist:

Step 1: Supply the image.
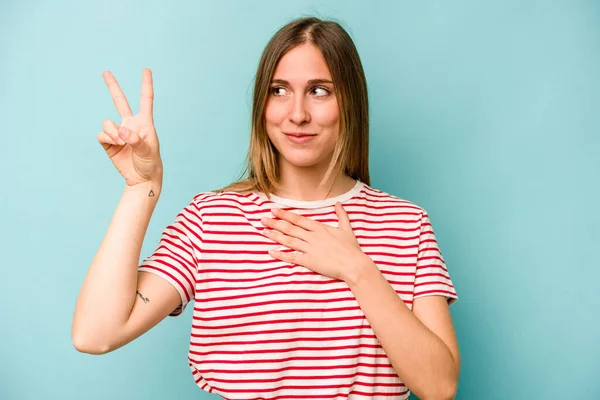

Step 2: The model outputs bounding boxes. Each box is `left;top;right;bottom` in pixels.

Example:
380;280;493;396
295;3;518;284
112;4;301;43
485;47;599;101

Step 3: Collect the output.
124;180;162;198
345;254;378;288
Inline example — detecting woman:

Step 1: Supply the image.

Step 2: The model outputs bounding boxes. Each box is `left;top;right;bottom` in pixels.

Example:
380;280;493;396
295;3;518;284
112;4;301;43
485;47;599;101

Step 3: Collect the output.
73;17;460;400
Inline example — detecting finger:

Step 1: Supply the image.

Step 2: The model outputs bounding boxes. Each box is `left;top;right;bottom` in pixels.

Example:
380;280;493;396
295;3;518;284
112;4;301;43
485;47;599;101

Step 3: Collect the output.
102;70;133;118
335;202;353;232
262;229;309;253
140;68;154;119
261;217;310;241
118;126;153;158
102;120;126;145
97;131;119;150
272;208;321;231
268;249;306;266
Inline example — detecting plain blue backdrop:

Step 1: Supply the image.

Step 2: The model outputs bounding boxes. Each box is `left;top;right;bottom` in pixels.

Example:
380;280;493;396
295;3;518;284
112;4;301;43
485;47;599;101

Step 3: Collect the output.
1;0;598;399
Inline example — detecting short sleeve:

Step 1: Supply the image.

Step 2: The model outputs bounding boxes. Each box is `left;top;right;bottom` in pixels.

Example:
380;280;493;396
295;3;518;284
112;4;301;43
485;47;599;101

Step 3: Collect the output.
138;199;202;317
413;210;458;305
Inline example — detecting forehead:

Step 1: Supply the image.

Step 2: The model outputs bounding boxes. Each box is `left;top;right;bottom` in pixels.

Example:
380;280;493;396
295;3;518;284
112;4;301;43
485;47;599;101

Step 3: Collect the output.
272;43;332;81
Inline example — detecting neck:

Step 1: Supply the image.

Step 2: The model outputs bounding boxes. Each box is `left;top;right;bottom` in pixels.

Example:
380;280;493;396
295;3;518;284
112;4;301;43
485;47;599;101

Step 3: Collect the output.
273;159;356;201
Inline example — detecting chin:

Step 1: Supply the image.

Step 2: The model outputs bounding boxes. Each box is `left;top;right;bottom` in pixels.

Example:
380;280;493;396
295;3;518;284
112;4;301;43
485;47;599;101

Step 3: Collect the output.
279;150;327;169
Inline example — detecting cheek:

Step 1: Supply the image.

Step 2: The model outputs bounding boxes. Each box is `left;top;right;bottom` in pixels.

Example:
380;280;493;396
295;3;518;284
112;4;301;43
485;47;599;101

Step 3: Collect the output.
312;101;340;128
265;101;285;126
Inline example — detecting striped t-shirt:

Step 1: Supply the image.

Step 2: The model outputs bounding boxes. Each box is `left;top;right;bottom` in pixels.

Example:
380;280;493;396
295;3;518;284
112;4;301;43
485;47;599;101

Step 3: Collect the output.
139;180;458;399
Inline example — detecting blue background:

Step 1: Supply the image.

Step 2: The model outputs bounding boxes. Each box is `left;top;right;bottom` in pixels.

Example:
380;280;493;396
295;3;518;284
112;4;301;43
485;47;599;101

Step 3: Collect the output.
1;1;598;399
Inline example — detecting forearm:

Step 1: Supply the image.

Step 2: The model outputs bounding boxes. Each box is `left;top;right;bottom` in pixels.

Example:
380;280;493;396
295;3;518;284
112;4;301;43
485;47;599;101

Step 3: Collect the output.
346;258;458;400
72;180;161;351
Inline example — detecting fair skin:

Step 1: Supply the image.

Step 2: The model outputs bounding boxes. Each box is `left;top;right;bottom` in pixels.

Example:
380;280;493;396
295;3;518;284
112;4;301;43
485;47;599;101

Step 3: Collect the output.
75;41;458;398
264;42;356;200
261;43;460;399
72;69;183;355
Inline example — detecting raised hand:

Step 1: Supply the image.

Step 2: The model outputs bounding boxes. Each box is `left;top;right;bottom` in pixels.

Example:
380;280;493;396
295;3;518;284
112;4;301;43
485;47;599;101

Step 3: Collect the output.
98;68;163;187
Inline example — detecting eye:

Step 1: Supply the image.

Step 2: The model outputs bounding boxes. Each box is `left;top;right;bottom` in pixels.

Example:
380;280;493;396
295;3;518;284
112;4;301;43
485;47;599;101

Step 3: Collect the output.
270;86;288;96
311;86;330;97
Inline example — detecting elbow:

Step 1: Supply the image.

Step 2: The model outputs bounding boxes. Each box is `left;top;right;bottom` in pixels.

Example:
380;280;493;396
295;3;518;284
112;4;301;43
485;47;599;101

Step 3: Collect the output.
421;379;458;400
421;392;456;400
433;357;460;400
71;328;112;355
438;386;458;400
417;370;458;400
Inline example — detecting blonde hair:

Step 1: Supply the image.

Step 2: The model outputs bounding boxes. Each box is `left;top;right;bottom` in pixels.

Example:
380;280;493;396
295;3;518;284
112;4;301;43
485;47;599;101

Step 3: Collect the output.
215;17;370;196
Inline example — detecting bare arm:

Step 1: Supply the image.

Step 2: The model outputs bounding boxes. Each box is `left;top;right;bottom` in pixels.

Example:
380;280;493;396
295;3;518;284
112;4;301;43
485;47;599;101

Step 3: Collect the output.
72;69;183;354
347;259;460;400
71;181;180;354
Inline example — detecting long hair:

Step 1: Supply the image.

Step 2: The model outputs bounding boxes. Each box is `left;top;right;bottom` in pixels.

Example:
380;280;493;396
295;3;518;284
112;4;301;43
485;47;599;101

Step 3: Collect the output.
215;17;370;196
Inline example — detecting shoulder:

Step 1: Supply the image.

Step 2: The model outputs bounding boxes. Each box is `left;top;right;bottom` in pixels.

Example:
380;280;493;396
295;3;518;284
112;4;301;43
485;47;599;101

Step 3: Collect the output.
357;185;440;238
186;190;259;210
360;183;426;215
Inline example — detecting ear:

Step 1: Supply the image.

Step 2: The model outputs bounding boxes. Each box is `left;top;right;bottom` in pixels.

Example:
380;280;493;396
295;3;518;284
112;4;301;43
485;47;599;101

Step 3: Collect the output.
335;202;353;232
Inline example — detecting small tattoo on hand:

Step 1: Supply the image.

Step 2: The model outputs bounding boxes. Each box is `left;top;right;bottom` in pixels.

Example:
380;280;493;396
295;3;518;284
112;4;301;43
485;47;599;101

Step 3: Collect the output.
148;190;155;197
136;290;150;303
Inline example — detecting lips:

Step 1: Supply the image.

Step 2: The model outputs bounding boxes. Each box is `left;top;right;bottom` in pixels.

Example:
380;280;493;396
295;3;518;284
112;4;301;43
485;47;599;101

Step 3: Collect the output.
284;132;316;144
284;132;316;137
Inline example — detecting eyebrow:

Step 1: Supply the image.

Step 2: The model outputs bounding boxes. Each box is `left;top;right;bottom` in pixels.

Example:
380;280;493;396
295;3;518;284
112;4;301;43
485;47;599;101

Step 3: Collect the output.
271;79;333;85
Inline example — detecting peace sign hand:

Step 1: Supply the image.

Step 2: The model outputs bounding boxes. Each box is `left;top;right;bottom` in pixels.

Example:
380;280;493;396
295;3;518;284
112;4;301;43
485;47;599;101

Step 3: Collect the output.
98;68;163;188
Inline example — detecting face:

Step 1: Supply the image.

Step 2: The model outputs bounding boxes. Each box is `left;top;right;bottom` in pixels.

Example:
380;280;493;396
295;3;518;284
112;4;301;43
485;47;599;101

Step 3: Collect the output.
264;43;340;170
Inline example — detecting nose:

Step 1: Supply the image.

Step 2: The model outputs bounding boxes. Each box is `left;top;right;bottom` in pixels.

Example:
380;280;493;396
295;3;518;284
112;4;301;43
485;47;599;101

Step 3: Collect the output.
289;93;310;125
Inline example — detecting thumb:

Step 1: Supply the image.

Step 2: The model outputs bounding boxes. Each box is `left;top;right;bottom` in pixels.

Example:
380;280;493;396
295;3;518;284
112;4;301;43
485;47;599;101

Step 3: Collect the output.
118;126;152;157
335;202;353;233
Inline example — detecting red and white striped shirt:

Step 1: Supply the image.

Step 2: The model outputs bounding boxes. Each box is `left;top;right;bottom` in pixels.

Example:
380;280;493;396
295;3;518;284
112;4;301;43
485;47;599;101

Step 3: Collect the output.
139;180;458;399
